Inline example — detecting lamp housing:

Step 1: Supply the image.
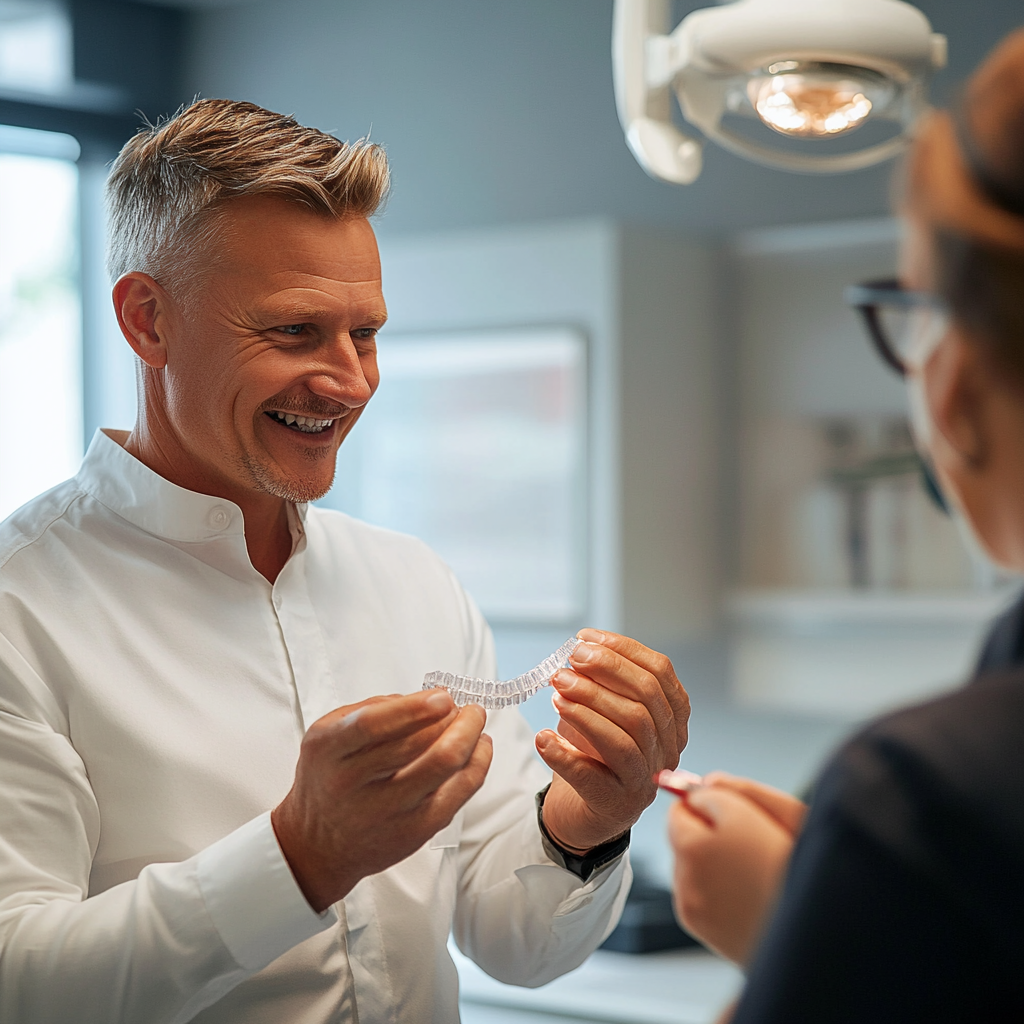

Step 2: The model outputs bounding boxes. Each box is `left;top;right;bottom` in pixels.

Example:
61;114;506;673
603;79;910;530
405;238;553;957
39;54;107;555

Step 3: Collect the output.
613;0;946;184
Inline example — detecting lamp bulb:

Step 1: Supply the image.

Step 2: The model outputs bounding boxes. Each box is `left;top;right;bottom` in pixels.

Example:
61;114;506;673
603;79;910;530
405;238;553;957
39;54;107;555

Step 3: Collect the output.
747;62;893;139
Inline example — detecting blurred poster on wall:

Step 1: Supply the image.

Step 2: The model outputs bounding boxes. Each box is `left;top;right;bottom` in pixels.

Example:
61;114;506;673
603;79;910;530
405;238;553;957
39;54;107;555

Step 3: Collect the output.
323;327;587;624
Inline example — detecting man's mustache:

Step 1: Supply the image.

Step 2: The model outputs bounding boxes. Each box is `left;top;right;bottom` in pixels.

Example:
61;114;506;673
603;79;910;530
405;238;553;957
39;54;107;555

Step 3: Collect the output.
260;397;355;418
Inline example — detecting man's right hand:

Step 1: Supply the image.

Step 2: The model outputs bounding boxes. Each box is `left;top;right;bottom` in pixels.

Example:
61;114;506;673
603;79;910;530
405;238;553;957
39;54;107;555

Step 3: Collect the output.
271;689;492;913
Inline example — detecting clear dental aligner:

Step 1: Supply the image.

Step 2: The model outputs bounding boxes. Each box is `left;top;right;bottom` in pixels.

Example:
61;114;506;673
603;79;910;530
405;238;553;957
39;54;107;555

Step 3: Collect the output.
422;637;581;709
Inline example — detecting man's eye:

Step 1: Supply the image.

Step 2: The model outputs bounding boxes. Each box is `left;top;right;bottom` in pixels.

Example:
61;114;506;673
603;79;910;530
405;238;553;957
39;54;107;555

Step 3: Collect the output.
353;328;378;341
278;324;305;336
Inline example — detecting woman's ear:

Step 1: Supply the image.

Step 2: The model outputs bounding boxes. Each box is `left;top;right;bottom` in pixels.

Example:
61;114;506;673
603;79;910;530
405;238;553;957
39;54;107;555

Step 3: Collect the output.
921;328;989;472
112;273;171;370
922;327;1024;572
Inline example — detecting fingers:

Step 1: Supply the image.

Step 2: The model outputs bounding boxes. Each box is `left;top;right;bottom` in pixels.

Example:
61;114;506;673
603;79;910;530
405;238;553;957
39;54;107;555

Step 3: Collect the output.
308;689;455;760
418;729;494;827
390;704;490;804
553;716;604;763
535;727;616;805
683;786;793;847
550;688;654;790
574;630;690;751
552;664;673;769
683;785;750;826
702;772;807;835
565;646;675;751
667;792;714;849
341;710;460;784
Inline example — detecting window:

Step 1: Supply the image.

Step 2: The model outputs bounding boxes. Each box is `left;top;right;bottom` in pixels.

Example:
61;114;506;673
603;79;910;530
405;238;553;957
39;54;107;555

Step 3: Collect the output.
0;125;82;520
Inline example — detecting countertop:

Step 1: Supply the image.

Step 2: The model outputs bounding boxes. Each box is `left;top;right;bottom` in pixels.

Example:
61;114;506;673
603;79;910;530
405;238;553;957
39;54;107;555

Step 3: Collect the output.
454;944;743;1024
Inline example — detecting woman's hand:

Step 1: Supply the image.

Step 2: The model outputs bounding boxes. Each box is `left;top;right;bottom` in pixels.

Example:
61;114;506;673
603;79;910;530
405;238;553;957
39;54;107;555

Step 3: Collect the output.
667;773;806;966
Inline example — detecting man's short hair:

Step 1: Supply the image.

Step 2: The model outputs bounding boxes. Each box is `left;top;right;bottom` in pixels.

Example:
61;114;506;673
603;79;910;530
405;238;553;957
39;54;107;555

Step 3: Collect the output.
105;98;390;290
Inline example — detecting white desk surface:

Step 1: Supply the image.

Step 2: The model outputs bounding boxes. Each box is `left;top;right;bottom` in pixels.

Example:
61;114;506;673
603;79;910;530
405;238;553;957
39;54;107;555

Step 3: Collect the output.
454;945;743;1024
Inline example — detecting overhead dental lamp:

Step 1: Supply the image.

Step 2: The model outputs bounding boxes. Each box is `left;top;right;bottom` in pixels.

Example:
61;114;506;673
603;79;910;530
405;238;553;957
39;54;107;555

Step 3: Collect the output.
612;0;947;184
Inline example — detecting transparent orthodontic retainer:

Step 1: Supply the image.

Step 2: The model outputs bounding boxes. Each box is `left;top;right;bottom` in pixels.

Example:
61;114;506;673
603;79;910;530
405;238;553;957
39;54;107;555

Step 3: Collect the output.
422;637;581;710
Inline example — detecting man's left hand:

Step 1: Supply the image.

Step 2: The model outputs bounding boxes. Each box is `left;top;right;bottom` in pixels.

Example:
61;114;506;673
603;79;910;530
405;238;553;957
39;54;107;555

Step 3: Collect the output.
536;629;690;853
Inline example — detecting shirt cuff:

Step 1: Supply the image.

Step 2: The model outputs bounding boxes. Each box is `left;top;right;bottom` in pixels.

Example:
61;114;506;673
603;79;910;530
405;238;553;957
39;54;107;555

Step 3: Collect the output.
196;811;338;973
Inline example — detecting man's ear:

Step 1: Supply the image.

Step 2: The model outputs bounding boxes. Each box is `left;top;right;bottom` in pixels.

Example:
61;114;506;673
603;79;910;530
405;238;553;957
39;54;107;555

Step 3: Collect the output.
112;273;172;370
923;329;988;471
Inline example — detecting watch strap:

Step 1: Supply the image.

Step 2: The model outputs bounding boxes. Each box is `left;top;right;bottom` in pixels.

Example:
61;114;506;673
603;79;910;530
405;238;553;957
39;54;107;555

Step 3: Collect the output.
535;783;630;882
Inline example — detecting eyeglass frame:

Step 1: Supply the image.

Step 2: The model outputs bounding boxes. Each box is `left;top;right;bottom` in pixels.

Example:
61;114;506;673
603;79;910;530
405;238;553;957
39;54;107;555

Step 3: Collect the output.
844;277;947;377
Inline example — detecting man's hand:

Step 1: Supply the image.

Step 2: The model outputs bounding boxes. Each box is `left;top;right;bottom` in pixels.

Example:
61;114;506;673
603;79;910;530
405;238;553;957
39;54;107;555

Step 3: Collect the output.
271;690;492;913
668;774;806;965
536;629;690;853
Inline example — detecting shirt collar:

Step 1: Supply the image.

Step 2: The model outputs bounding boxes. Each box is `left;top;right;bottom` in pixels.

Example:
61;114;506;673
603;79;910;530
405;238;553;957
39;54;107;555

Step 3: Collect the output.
76;429;309;544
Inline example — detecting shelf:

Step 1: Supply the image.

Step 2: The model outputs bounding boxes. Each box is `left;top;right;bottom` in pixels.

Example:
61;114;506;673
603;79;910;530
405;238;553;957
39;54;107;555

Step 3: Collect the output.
727;586;1020;720
730;587;1018;630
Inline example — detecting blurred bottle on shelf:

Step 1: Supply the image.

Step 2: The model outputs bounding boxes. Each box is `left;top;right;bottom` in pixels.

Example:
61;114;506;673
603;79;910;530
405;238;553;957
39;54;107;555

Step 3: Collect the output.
756;415;984;592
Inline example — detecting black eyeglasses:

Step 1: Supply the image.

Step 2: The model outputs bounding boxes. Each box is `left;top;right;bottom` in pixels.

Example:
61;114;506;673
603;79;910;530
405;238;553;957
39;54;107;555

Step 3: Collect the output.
844;278;949;377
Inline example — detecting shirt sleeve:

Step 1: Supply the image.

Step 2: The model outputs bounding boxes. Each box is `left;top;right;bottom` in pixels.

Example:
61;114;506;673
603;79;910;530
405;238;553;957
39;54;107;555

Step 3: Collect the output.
444;580;631;988
732;720;1022;1023
0;636;336;1024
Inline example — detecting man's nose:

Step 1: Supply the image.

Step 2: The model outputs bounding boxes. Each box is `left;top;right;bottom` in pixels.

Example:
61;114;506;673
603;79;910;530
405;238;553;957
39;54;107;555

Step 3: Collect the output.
306;335;375;407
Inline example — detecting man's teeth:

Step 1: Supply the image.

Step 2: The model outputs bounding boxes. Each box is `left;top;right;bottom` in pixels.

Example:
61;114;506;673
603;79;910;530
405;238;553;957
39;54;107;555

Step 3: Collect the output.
269;411;336;433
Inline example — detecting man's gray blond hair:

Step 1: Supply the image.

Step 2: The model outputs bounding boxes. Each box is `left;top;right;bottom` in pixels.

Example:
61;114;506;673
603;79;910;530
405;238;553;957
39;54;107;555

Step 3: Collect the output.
105;98;390;290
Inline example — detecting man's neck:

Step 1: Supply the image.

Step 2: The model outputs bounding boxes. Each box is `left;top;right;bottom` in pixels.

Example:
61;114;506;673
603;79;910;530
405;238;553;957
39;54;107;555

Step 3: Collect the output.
120;428;294;584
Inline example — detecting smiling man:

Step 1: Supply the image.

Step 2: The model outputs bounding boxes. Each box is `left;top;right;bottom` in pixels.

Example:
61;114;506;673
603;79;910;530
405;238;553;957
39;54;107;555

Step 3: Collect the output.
0;99;690;1023
116;197;386;583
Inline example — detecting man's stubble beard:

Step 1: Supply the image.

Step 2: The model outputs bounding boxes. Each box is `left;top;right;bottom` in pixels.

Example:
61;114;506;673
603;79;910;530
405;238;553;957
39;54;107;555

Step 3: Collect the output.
238;394;357;503
239;443;338;504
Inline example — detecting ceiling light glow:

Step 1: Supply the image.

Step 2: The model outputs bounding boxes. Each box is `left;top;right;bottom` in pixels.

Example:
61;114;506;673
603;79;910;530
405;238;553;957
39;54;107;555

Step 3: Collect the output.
747;64;892;138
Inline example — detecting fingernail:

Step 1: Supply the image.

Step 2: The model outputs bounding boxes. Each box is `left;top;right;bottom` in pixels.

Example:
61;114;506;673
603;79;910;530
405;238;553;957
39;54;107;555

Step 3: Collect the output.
571;642;597;664
655;768;704;796
551;669;575;690
426;690;452;713
577;628;608;644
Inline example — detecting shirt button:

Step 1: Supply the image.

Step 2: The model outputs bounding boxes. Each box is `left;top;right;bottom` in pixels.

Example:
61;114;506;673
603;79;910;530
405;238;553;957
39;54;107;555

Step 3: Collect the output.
208;506;231;530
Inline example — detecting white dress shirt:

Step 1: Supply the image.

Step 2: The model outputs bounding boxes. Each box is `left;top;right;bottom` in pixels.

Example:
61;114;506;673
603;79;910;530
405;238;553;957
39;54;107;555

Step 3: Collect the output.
0;429;630;1024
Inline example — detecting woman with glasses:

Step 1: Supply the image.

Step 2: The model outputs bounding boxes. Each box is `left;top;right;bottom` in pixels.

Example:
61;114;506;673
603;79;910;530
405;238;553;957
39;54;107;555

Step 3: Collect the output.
668;29;1024;1022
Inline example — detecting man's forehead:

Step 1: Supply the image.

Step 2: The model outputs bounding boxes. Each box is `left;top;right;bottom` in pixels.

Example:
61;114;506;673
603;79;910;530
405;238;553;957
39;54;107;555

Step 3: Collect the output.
216;196;381;277
251;288;389;324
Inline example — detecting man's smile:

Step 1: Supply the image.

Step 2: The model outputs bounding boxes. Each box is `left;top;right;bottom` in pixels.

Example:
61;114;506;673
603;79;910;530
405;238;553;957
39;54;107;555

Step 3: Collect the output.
265;410;340;435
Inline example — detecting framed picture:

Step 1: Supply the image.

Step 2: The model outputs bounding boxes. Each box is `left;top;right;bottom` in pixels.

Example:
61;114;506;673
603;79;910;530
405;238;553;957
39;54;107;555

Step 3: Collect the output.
323;326;588;624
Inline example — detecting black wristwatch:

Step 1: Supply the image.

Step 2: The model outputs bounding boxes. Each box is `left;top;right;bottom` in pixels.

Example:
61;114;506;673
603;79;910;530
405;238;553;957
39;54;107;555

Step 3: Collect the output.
535;783;630;882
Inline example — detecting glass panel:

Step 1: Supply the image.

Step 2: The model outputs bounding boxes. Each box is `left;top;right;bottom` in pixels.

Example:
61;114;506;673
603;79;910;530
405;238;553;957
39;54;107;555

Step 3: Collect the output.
323;328;588;624
0;140;82;520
